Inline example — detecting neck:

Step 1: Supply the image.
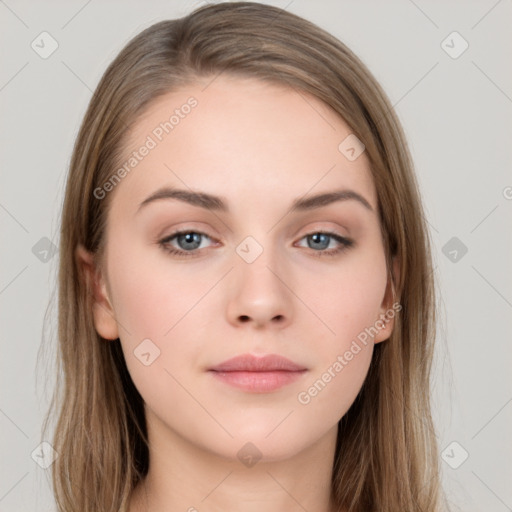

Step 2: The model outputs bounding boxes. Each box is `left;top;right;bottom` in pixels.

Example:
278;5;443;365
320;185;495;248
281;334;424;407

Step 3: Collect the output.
130;413;340;512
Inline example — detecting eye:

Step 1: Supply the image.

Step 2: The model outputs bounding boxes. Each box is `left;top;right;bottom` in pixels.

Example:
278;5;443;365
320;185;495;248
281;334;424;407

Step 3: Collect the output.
158;230;216;258
295;231;354;257
158;229;354;259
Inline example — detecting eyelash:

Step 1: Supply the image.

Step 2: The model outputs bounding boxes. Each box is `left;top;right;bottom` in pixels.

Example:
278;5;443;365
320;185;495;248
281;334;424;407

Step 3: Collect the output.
158;229;354;259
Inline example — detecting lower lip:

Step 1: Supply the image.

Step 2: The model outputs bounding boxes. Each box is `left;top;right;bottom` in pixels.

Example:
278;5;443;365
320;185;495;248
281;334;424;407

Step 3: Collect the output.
209;370;307;393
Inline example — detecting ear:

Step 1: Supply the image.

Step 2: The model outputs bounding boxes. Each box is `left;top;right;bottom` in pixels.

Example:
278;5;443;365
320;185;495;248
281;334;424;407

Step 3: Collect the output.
373;256;400;344
75;244;119;340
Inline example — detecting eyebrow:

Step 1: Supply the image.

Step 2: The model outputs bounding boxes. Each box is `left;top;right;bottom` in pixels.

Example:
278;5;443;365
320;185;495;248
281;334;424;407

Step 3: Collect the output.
136;186;374;214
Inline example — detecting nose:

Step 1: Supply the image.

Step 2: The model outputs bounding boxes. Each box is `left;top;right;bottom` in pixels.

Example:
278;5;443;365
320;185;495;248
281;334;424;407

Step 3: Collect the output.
226;249;294;330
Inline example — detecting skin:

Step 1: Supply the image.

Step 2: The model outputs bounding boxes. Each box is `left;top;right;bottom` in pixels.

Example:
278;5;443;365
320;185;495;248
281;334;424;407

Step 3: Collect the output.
77;75;399;512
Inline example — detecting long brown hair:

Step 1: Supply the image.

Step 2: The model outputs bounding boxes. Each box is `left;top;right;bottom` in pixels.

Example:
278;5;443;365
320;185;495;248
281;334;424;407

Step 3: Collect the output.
41;2;449;511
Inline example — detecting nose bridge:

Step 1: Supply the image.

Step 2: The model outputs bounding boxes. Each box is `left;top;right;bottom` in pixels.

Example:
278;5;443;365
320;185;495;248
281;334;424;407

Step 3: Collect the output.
235;233;283;293
227;232;293;327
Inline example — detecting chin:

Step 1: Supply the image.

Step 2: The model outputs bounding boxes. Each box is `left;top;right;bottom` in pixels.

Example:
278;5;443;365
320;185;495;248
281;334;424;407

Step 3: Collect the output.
205;422;322;464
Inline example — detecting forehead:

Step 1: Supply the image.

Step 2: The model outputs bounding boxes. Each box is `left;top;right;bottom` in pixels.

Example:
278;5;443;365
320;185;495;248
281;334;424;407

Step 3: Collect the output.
113;75;377;215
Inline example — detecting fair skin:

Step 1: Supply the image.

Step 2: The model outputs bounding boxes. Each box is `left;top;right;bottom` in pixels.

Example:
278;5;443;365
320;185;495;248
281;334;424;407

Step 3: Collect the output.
77;75;398;512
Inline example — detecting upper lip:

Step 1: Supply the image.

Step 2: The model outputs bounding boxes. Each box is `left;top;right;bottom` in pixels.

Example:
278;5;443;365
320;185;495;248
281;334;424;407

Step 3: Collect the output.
209;354;307;372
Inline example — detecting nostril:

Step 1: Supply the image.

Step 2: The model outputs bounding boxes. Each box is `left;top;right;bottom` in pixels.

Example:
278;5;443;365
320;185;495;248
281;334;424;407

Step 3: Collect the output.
239;315;250;322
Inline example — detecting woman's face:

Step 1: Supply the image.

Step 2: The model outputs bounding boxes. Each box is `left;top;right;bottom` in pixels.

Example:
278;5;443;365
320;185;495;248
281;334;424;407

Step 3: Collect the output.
80;75;397;462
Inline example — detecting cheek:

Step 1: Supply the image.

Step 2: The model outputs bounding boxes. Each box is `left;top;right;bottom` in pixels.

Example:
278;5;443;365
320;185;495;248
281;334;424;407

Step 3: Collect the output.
106;240;222;387
297;251;388;347
107;241;212;338
294;267;384;415
107;249;207;415
292;248;387;409
296;343;373;422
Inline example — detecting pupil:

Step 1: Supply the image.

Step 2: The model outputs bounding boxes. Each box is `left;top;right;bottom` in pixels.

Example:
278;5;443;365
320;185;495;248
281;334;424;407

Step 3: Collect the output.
179;232;201;250
310;233;329;250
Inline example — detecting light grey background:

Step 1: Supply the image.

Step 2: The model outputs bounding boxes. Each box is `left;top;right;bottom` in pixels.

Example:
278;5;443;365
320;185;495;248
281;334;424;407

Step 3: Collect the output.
1;1;511;511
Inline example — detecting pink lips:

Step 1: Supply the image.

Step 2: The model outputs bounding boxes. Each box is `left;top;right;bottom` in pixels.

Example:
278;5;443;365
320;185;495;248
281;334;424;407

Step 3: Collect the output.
208;354;307;393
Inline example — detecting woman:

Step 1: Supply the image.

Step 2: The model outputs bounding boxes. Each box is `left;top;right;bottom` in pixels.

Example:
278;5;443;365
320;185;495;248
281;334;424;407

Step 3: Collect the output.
43;2;449;511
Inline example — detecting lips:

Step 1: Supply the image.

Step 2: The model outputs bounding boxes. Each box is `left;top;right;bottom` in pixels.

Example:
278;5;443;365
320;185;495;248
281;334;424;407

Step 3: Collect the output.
208;354;307;393
209;353;307;372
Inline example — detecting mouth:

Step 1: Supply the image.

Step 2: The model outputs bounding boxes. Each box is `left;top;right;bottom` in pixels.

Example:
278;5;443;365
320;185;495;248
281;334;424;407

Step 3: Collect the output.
208;353;308;393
